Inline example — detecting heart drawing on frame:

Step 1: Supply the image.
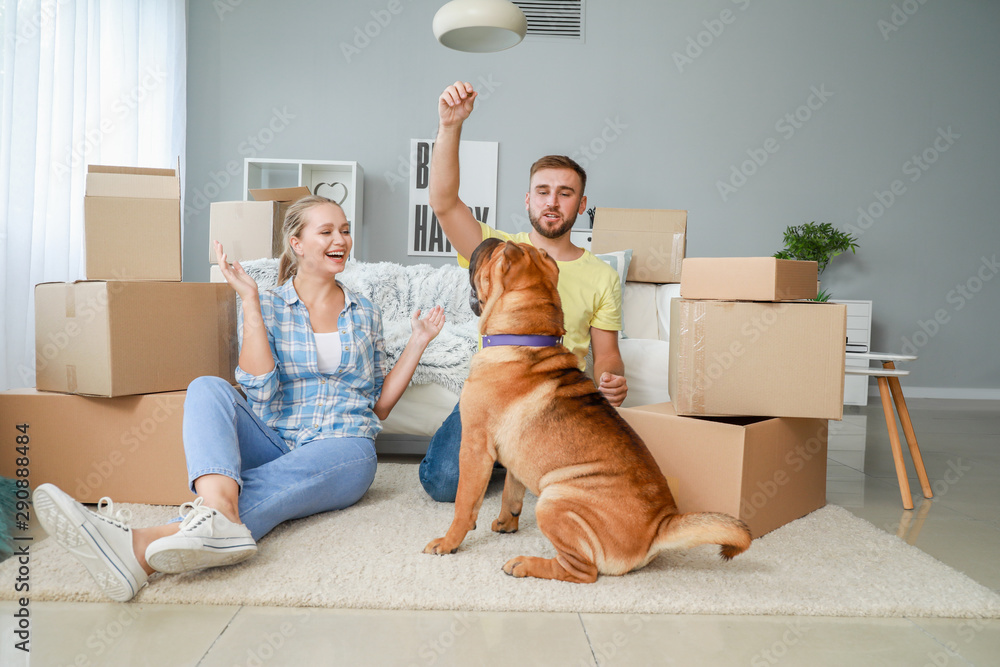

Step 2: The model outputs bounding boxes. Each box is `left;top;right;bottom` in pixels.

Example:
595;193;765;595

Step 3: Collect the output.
313;181;349;206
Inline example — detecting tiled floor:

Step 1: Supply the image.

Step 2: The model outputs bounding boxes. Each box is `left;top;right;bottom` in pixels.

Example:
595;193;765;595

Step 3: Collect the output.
2;398;998;666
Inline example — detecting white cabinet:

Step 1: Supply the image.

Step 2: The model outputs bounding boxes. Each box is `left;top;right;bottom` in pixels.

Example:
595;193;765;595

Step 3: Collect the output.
570;228;593;251
243;159;364;259
831;299;873;406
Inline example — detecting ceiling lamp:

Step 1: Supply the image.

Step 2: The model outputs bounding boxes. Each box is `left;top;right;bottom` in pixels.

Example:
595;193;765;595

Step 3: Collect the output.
433;0;528;53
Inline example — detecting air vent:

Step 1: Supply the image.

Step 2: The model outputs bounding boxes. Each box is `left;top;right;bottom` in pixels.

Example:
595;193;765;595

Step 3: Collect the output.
513;0;585;42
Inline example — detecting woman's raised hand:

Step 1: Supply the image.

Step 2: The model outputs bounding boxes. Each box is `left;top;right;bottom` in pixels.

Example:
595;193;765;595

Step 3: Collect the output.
410;305;445;345
214;241;260;304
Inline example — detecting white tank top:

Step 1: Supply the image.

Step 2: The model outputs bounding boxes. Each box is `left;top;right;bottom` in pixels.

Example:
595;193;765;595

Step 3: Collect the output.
314;331;343;374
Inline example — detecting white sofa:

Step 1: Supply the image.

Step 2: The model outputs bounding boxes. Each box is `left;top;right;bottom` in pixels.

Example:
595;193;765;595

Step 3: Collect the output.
378;281;680;453
235;258;679;454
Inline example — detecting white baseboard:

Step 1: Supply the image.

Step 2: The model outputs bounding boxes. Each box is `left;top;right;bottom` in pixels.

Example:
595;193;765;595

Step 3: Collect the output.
868;386;1000;400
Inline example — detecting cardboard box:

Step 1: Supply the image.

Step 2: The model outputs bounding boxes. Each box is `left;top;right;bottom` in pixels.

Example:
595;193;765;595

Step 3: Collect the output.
34;282;237;397
591;208;687;283
0;388;194;505
209;201;282;264
85;164;181;281
669;299;846;419
680;257;818;301
248;186;312;229
618;402;828;538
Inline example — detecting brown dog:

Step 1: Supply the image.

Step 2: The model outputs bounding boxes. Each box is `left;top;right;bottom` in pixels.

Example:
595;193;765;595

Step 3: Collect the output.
423;240;752;583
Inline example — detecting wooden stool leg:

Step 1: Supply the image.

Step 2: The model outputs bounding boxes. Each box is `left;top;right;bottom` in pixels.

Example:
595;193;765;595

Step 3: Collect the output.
878;375;914;510
883;361;934;499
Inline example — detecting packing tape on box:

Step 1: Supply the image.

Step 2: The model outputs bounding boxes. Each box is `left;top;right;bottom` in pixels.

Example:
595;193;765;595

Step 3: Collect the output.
671;232;684;278
64;284;76;318
675;301;707;414
66;365;78;393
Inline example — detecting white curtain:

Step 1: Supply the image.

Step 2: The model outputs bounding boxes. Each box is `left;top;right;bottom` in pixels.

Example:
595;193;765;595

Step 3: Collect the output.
0;0;185;390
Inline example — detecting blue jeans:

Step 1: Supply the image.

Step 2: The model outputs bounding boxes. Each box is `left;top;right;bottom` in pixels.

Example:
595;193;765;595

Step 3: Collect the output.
182;376;377;540
419;400;463;502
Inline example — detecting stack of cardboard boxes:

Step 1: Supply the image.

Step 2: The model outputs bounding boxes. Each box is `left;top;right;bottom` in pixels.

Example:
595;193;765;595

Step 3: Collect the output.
594;210;846;538
0;164;238;505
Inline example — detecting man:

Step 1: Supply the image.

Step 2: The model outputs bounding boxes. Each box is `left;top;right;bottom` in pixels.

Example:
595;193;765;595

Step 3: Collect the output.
419;80;628;502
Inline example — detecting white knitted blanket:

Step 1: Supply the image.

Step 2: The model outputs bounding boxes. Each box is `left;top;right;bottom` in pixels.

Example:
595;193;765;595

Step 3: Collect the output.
237;259;478;395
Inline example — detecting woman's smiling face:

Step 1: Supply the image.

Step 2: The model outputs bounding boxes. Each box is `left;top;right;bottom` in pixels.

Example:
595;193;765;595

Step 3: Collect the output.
290;203;352;277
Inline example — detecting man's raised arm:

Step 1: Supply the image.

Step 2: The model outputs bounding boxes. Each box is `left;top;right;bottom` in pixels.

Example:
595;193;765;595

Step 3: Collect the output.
429;81;486;260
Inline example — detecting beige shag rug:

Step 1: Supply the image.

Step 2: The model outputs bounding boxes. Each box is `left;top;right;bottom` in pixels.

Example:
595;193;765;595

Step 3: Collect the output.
5;463;1000;617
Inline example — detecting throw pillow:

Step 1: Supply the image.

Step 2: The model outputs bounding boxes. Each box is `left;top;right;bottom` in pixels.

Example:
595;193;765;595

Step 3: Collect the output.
593;249;633;338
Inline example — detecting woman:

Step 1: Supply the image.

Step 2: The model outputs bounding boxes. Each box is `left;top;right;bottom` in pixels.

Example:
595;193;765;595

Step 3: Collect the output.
33;195;444;602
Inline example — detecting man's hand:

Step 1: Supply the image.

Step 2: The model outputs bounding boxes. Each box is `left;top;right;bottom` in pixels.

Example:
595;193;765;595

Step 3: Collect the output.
598;372;628;408
429;81;484;259
439;81;477;127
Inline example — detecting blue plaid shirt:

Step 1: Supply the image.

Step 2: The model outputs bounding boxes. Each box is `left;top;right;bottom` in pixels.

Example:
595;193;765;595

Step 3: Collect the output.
235;280;387;448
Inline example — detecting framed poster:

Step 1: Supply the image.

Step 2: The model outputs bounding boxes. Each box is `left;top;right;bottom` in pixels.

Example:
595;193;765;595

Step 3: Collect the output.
408;138;498;256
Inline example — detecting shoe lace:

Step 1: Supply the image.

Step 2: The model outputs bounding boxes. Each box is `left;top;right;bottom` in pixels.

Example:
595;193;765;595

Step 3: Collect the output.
177;497;215;531
96;497;133;528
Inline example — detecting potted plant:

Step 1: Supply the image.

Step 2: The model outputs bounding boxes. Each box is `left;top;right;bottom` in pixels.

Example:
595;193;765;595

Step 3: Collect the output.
773;222;858;301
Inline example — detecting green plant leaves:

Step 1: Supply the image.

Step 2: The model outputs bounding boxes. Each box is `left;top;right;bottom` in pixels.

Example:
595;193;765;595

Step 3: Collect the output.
773;221;858;275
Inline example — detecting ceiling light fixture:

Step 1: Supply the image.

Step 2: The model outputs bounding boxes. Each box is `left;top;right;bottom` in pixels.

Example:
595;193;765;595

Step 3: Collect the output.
433;0;528;53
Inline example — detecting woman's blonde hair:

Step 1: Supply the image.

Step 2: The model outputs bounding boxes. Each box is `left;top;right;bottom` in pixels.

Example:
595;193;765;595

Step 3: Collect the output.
277;195;343;284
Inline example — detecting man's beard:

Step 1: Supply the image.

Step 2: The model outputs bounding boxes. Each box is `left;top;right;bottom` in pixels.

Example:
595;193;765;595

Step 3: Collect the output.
529;209;578;239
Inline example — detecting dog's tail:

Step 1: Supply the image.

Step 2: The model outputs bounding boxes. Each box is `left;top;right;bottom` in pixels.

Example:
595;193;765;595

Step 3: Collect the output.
653;511;752;561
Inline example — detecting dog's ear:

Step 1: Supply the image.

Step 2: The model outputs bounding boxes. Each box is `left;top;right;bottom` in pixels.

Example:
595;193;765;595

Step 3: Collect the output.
468;238;504;315
533;247;557;272
498;242;535;286
527;245;560;290
501;242;527;271
469;237;504;277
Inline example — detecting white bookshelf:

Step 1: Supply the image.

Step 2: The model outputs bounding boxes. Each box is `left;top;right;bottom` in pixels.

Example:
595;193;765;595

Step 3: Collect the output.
244;158;364;260
831;299;873;406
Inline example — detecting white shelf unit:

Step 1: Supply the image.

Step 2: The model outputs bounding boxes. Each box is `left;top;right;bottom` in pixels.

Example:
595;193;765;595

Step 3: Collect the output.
243;159;364;260
832;299;873;406
570;227;593;251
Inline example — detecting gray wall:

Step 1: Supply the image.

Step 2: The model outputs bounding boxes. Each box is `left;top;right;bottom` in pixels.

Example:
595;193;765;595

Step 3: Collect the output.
185;0;1000;395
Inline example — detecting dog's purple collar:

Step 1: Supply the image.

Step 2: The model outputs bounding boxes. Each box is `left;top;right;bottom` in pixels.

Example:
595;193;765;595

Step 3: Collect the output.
481;334;562;348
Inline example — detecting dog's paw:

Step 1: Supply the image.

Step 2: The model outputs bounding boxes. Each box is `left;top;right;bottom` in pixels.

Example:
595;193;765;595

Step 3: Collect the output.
492;517;519;533
423;538;458;555
502;558;527;577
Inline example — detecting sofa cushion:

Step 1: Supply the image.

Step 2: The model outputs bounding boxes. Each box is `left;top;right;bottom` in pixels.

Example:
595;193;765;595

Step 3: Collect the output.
592;248;632;292
622;282;659;340
379;383;459;436
653;283;681;340
593;249;633;338
618;337;671;408
622;282;680;342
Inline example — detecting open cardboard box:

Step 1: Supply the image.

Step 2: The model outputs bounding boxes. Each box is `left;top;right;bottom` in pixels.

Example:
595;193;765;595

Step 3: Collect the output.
84;163;181;281
34;281;237;397
0;388;194;505
669;298;846;420
209;200;282;264
680;257;818;301
248;186;312;229
618;402;828;538
591;208;687;283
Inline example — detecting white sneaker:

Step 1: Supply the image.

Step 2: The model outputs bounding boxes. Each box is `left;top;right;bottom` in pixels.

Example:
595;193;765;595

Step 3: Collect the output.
33;483;148;602
145;497;256;574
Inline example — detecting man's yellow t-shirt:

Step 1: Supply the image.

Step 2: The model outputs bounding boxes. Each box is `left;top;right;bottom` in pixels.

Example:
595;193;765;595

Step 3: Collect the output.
457;223;622;370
